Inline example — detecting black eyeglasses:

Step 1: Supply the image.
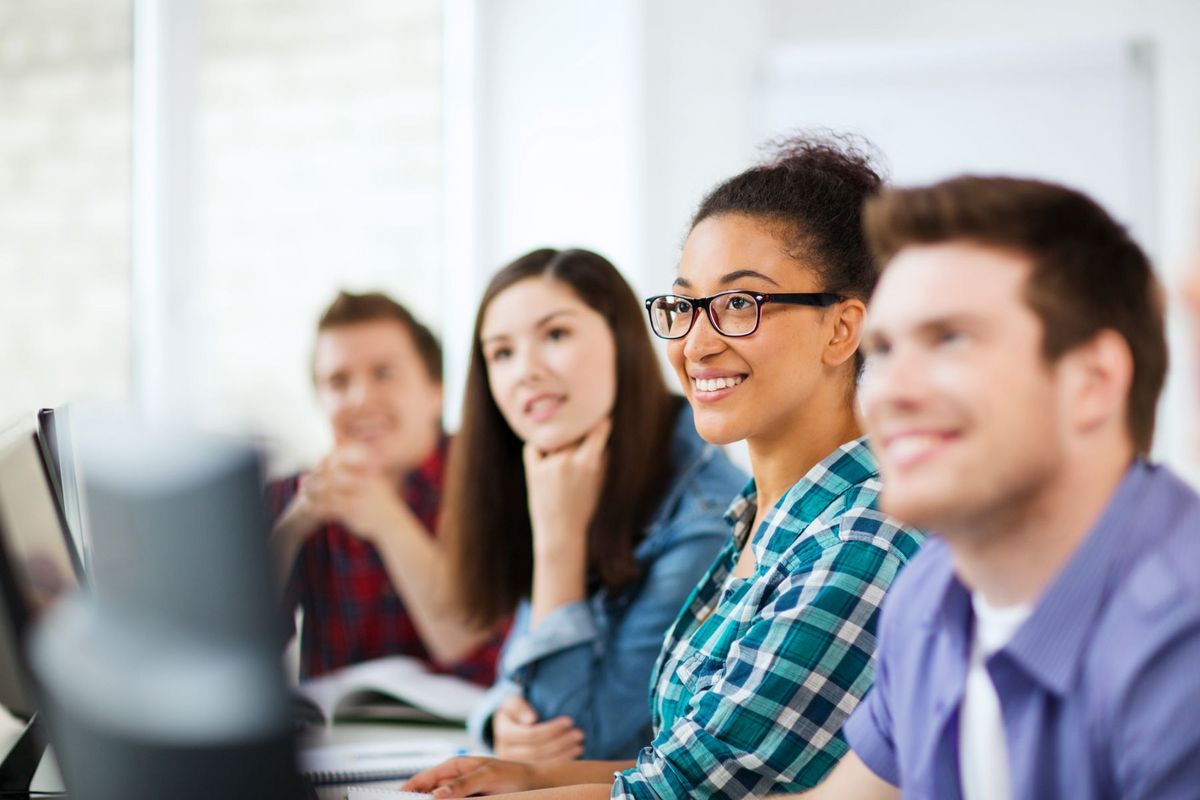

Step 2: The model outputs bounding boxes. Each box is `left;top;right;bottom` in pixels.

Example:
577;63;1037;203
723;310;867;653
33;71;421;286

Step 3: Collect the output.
644;290;843;339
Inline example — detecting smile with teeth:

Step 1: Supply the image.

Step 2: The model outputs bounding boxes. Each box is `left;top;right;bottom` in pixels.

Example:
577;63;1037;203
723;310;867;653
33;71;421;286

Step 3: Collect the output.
692;375;745;393
525;395;565;420
885;432;952;467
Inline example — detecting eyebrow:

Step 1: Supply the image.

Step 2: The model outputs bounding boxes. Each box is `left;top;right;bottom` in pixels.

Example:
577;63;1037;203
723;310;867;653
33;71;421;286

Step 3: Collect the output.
865;312;989;341
481;309;578;345
672;269;781;290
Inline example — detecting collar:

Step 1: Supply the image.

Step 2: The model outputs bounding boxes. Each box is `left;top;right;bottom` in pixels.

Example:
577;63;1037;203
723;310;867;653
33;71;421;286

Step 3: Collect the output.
725;437;880;571
1000;461;1152;695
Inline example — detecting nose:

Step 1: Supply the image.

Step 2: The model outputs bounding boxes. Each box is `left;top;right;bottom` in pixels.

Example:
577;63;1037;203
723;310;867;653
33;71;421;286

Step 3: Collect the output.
514;342;547;385
345;376;372;409
681;306;726;362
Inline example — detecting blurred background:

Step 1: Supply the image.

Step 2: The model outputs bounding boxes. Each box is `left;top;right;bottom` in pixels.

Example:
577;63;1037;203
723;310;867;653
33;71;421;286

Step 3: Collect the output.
2;0;1197;483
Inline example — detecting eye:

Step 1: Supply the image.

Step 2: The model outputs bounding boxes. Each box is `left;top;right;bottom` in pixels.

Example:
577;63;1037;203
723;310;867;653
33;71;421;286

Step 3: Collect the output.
726;295;753;311
327;373;349;391
673;299;693;314
861;336;891;360
546;327;570;342
485;346;512;364
374;365;394;381
936;329;967;347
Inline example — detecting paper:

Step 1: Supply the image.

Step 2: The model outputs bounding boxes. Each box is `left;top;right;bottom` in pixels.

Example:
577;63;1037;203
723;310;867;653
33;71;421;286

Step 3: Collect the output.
295;655;487;725
299;739;462;786
346;789;432;799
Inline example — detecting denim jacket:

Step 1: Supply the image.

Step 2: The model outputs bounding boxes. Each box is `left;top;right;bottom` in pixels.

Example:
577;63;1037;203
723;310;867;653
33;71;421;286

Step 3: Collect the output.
467;403;747;759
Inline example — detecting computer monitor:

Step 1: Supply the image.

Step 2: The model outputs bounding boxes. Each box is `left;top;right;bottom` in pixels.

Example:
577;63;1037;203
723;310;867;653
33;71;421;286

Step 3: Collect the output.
35;406;87;577
0;420;82;791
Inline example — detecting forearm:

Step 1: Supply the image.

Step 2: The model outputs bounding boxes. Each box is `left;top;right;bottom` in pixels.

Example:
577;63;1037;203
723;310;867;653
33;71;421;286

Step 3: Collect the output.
371;518;494;664
484;785;614;800
268;505;313;594
530;536;586;629
535;760;635;788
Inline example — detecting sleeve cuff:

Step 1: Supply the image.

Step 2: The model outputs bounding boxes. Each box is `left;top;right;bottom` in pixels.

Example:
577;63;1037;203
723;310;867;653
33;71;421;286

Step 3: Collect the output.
501;601;601;674
843;702;900;786
466;679;519;751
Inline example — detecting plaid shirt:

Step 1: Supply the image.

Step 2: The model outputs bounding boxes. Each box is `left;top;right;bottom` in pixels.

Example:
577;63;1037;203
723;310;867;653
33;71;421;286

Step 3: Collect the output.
612;438;925;799
266;436;504;684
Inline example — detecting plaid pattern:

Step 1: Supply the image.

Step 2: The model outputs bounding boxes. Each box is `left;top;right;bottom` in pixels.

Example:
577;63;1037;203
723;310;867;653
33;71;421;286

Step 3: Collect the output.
612;438;925;799
266;435;504;685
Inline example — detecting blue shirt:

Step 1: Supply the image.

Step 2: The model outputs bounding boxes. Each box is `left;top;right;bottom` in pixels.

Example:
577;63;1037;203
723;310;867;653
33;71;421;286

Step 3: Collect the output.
845;461;1200;799
468;404;747;759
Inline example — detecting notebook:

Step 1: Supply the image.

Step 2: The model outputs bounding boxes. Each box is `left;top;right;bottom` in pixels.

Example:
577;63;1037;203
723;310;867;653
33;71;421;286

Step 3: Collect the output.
346;790;432;800
299;739;464;786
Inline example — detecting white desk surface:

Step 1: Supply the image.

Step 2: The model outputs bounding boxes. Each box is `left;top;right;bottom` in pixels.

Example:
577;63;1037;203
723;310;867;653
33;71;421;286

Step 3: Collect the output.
0;713;474;799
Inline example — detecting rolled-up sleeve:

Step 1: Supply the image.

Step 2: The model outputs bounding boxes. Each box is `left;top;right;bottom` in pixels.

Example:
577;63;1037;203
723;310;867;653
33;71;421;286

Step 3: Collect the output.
611;539;905;799
496;522;728;760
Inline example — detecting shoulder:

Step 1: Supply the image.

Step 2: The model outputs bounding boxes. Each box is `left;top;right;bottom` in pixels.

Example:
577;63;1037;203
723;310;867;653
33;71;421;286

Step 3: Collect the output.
1089;468;1200;695
638;410;746;557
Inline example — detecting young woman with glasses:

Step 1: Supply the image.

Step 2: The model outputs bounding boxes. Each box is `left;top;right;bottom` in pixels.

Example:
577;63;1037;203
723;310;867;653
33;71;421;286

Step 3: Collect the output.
426;247;746;762
405;135;926;799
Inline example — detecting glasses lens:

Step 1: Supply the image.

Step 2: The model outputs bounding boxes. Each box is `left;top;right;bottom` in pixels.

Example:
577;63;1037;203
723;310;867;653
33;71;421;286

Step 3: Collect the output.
650;296;694;338
711;292;758;335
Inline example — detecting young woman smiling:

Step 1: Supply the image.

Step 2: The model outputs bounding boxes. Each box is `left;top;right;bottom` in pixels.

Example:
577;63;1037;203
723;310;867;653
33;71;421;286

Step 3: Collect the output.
405;137;926;799
442;247;746;762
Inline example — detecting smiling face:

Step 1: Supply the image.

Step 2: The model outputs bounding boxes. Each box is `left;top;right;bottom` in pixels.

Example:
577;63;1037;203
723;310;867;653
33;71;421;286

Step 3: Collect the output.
668;213;847;447
314;319;444;475
480;277;617;452
859;242;1070;534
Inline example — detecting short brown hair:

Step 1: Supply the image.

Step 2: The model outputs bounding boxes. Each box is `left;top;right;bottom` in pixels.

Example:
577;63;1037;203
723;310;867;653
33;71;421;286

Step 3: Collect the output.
316;290;442;383
443;248;679;627
863;176;1167;454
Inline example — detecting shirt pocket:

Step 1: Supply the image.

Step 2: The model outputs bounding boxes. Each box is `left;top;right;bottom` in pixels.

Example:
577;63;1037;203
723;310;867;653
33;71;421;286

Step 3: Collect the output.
675;649;727;695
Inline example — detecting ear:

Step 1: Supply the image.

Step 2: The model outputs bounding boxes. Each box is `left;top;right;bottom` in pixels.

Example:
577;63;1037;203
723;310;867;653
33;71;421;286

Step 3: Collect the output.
1059;329;1133;439
822;298;867;369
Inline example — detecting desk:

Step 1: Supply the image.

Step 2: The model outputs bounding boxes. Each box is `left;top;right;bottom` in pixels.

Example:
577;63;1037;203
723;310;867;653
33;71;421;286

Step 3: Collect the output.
299;721;474;800
1;716;473;800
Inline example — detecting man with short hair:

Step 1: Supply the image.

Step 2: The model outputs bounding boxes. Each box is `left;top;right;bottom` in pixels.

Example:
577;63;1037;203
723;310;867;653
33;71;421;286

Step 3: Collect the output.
268;291;501;683
789;176;1200;798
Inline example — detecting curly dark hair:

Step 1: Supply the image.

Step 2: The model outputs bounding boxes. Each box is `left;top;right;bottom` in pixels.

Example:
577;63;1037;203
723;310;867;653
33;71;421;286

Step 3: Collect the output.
690;131;887;369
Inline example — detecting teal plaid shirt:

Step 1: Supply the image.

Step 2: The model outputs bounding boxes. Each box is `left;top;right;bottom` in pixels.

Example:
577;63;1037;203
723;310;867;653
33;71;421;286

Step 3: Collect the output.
611;438;925;799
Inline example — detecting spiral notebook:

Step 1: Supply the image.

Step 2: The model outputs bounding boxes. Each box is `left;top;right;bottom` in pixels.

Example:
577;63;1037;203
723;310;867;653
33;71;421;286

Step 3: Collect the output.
299;739;464;786
346;790;432;799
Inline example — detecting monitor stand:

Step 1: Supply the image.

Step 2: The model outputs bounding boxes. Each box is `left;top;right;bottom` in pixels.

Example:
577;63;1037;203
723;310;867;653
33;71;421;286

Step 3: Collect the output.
0;714;45;794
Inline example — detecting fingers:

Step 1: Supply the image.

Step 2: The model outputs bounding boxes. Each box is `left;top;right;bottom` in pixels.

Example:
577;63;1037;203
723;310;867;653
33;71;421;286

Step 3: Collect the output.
496;724;585;762
498;694;539;725
401;757;483;792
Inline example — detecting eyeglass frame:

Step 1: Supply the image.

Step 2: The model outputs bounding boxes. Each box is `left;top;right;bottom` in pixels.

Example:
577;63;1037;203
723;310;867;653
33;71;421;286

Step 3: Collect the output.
643;290;844;339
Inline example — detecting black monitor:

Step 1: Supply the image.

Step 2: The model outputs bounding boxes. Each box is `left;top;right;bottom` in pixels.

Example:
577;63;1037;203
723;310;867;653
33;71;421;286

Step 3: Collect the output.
35;407;85;578
0;420;82;791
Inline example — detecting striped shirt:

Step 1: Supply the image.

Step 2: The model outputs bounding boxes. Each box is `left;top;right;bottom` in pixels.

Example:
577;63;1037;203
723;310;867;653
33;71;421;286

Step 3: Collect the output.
612;437;925;799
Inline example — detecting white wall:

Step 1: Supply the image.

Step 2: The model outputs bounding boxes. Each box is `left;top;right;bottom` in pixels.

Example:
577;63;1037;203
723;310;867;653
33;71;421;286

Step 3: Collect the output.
473;0;1200;481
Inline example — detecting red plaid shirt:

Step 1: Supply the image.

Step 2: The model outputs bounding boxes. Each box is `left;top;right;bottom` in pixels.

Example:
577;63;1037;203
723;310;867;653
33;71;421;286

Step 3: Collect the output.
266;436;504;684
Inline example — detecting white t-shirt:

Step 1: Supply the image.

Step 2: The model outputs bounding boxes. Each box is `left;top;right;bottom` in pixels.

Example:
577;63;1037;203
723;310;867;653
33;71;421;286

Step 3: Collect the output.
959;592;1032;800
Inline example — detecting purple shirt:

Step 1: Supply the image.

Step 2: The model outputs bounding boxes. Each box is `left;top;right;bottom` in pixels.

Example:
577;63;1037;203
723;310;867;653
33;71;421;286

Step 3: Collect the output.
844;461;1200;799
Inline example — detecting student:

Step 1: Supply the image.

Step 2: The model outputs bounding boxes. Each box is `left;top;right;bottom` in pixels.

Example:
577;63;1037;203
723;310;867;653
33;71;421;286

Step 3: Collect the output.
266;291;501;683
791;176;1200;798
405;136;925;798
447;248;746;761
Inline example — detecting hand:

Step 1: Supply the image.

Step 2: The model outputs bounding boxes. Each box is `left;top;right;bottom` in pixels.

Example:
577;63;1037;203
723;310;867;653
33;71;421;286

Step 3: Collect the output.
402;755;542;797
493;694;585;762
523;417;611;556
300;445;417;543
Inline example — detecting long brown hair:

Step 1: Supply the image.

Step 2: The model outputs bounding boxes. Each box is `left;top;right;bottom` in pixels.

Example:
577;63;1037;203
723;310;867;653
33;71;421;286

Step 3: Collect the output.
444;248;679;627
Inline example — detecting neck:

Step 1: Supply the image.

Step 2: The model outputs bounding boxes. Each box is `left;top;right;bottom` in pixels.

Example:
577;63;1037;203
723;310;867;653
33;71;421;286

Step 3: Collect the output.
746;390;861;513
946;443;1134;607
